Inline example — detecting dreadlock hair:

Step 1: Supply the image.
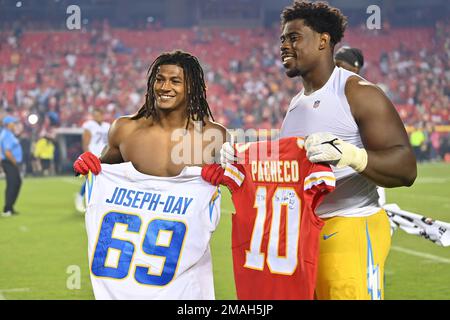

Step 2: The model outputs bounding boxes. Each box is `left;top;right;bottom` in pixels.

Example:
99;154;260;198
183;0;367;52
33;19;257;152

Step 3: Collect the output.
132;50;214;128
281;1;347;49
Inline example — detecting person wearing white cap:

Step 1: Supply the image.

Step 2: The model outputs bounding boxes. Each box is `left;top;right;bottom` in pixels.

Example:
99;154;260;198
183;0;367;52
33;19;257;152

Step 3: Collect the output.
0;116;23;217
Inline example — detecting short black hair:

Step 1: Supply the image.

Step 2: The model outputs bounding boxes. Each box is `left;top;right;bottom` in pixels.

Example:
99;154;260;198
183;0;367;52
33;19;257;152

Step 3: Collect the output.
281;1;347;48
132;50;213;127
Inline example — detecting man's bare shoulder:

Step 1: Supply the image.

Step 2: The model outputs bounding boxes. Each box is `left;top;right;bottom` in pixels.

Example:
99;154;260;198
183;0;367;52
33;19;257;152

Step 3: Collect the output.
111;114;137;127
345;75;392;121
204;119;227;133
111;115;150;132
345;75;386;99
108;115;152;145
203;118;229;141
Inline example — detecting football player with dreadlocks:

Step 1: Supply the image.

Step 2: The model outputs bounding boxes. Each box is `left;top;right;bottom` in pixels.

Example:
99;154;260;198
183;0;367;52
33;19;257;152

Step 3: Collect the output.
72;50;228;299
74;49;226;176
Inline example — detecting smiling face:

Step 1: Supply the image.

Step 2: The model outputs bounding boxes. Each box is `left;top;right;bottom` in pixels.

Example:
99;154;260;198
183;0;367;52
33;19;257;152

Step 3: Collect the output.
153;64;186;111
280;19;322;78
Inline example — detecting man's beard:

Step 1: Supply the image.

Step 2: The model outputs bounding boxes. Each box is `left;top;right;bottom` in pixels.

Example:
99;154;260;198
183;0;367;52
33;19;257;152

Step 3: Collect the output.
285;67;301;78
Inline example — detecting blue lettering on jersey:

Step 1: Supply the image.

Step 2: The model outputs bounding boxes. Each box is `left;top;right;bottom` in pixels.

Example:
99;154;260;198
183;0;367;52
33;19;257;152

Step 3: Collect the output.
105;187;118;204
140;192;152;209
92;213;187;286
114;188;127;205
182;198;193;215
131;191;144;209
148;193;161;211
163;196;176;213
171;197;183;214
105;187;193;216
122;190;136;207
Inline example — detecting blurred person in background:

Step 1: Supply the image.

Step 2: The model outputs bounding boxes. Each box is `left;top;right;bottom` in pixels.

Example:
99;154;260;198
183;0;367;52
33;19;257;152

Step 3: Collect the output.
0;112;4;178
74;108;110;213
19;130;32;176
410;125;426;162
33;133;55;176
427;125;441;161
0;116;23;217
334;46;364;75
441;133;450;162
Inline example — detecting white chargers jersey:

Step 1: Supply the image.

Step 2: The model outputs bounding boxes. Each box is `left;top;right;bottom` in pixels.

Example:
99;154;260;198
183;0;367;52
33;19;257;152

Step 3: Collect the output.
82;120;110;157
84;162;221;300
280;66;379;218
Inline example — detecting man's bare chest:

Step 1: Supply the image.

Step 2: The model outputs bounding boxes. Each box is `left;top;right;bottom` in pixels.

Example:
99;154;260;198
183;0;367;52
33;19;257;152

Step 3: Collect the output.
119;129;212;176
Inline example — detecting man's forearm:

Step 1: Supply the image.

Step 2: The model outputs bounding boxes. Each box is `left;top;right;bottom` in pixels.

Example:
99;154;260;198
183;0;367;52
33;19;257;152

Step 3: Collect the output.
4;151;17;166
362;145;417;188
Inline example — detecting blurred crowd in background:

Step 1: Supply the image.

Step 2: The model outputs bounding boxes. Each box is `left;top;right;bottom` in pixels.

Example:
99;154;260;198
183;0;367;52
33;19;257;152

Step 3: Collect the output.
0;16;449;176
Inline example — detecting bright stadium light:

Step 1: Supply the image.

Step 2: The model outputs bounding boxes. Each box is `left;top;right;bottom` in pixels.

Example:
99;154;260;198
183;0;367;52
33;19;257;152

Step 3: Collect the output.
28;114;39;125
16;1;22;7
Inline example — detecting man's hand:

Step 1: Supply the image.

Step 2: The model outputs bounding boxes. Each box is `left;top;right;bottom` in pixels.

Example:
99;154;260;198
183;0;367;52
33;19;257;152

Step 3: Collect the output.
201;163;241;193
73;151;101;175
4;150;17;166
220;142;239;168
305;132;368;173
201;164;224;186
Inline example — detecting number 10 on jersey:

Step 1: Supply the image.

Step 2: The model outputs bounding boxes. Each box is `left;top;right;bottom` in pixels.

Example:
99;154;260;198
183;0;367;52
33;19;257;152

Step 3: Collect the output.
244;187;301;275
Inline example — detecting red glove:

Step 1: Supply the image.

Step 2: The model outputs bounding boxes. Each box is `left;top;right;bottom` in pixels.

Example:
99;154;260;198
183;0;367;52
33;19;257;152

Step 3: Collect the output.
201;163;242;193
73;152;101;175
201;164;224;186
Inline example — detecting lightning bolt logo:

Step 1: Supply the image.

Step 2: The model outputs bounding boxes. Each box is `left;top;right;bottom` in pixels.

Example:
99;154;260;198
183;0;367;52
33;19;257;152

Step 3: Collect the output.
366;222;381;300
86;171;96;204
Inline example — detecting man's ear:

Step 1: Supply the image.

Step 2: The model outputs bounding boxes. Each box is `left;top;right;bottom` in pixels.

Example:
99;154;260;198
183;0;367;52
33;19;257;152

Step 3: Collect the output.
319;33;331;50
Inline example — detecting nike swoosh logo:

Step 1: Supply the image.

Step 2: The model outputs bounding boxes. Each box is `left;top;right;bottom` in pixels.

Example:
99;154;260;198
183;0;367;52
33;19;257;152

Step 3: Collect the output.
323;232;338;240
288;106;298;112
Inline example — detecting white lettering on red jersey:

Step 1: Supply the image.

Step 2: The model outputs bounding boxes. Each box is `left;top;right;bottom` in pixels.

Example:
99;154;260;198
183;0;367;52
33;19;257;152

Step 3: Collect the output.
223;137;335;299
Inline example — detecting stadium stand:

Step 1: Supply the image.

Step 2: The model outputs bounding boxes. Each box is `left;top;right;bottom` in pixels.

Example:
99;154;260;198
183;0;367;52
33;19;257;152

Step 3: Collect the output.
1;19;449;172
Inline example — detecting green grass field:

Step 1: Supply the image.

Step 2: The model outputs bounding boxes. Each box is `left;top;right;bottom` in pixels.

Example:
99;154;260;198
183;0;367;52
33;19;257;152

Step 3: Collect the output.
0;163;449;300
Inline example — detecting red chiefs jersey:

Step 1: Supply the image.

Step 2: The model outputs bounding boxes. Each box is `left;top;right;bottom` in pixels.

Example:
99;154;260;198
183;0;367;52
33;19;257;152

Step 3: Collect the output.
223;137;335;300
